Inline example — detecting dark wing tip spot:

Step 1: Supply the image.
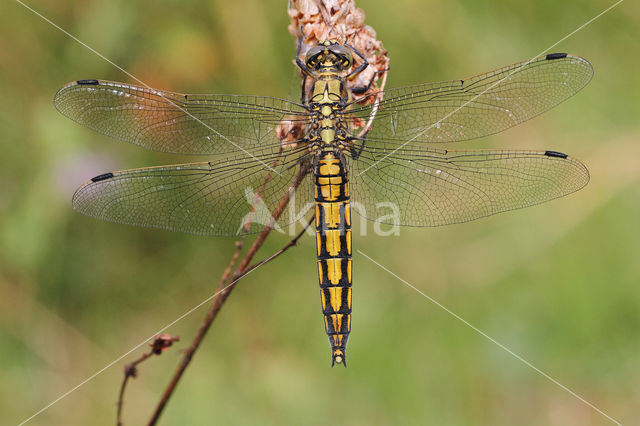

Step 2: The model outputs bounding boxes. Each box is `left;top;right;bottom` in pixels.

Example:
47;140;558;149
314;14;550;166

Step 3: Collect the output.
544;150;568;159
91;172;114;182
77;79;99;85
545;53;568;60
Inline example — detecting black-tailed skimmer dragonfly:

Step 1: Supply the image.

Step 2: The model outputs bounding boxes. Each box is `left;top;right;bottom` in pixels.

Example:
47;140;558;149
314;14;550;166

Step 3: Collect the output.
55;41;592;366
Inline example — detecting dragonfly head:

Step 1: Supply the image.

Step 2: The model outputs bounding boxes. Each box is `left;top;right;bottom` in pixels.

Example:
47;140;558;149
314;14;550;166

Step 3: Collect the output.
305;41;353;72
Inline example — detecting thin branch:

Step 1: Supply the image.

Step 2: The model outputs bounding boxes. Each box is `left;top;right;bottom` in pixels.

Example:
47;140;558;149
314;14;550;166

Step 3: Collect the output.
147;162;311;426
117;335;179;426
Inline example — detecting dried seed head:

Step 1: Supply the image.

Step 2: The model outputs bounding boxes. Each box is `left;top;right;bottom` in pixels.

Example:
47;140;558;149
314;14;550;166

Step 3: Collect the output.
150;334;180;355
288;0;389;105
276;115;306;149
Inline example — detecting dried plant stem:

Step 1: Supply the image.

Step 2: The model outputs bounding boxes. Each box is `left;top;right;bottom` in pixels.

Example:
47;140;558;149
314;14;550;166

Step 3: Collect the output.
147;163;310;426
117;360;145;426
117;335;179;426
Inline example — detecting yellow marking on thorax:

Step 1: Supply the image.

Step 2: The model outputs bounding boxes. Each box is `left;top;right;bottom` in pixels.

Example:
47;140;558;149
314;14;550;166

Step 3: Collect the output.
320;128;335;143
311;79;343;104
326;79;342;101
321;118;333;127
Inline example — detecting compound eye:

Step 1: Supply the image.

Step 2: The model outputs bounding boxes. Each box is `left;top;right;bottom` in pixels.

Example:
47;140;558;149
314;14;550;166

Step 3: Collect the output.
305;46;325;68
329;45;353;69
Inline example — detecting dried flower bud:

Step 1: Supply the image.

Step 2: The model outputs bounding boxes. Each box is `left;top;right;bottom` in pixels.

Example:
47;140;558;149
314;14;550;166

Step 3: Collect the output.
288;0;389;103
150;334;180;355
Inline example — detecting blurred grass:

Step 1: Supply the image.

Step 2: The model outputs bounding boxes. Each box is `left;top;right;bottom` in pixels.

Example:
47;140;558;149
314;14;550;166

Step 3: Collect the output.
1;0;639;425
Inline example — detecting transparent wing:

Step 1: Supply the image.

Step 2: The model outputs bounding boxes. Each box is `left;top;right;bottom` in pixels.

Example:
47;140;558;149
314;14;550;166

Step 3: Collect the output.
347;54;593;147
72;148;314;236
347;147;589;227
54;80;309;155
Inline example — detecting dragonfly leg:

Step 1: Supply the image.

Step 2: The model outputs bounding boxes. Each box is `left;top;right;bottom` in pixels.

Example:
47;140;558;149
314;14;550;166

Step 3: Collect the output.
300;75;308;104
296;27;313;77
349;136;367;160
345;43;369;80
350;67;389;95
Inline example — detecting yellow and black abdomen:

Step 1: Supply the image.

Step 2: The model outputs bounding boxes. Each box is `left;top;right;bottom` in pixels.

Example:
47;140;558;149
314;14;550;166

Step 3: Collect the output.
314;150;352;367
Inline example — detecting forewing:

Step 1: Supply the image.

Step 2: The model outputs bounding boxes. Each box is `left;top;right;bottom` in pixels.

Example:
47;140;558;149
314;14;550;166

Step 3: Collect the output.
54;80;309;155
347;54;593;146
348;148;589;227
72;149;314;236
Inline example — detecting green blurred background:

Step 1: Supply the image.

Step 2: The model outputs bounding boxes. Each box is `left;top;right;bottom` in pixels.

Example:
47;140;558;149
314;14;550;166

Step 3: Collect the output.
1;0;638;424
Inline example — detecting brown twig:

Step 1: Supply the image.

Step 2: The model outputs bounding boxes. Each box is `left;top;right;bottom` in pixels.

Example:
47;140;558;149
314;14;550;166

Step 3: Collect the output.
147;162;311;425
117;334;179;426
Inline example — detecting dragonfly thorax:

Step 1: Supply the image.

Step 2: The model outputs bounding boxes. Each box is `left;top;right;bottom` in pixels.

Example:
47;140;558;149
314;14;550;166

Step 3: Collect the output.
305;57;351;152
307;95;349;151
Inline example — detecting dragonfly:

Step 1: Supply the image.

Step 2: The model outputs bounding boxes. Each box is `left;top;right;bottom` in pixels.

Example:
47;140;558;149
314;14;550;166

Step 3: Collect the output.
55;39;592;367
